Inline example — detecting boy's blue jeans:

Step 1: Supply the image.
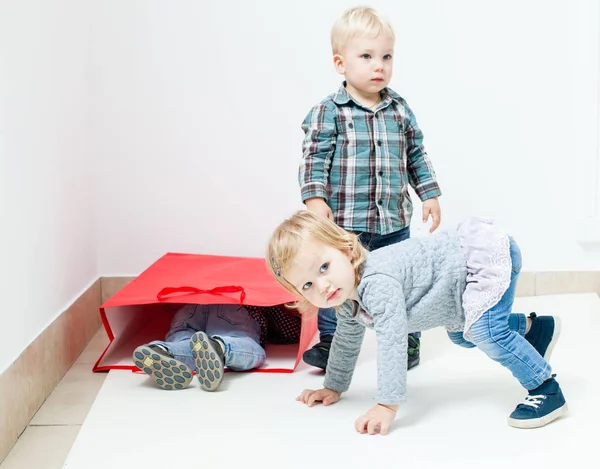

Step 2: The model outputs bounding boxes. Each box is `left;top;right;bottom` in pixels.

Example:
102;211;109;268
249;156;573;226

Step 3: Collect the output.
447;237;552;390
318;226;421;340
150;304;266;371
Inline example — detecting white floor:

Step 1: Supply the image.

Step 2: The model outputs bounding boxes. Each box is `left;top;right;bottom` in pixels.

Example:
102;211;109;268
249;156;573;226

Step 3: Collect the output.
62;294;599;469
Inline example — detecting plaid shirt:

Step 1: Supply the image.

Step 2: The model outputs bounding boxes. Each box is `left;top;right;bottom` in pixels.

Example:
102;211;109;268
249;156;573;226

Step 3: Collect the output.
299;83;441;234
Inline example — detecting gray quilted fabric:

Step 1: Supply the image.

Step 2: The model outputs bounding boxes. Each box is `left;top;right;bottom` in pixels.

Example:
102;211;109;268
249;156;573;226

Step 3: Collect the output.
323;229;469;404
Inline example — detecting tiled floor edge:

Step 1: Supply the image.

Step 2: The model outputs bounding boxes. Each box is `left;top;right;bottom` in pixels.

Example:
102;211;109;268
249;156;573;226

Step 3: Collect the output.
0;279;102;464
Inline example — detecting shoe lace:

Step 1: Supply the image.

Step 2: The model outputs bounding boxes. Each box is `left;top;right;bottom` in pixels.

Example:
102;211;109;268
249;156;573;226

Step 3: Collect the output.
519;394;546;408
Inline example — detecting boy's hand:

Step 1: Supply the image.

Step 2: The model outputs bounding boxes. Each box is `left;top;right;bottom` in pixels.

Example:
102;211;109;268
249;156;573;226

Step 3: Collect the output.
422;197;441;232
355;404;398;435
304;198;334;221
297;388;341;406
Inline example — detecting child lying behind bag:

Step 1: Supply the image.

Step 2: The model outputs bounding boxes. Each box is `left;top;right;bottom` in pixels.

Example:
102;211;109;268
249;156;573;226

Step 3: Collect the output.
133;304;300;391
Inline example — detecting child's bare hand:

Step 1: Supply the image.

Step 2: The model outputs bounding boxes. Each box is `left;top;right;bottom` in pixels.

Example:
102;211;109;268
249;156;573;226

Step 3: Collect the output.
297;388;341;407
304;198;334;221
355;404;398;435
422;197;441;232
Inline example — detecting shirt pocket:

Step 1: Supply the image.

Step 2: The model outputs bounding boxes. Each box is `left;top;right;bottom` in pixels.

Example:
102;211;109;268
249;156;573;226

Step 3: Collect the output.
337;116;359;148
387;114;406;160
170;304;200;329
216;304;250;326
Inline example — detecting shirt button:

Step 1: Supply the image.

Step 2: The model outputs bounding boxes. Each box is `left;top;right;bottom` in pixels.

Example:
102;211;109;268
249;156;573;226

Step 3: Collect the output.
378;171;383;176
348;123;353;129
378;199;383;205
377;140;382;146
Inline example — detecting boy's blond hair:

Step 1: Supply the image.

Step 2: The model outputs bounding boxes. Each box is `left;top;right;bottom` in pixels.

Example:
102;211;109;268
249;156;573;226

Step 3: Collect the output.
331;6;395;55
266;211;367;313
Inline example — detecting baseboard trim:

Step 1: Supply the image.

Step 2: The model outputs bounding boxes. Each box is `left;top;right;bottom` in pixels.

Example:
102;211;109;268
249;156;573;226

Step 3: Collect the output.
0;280;102;464
515;271;600;296
100;272;600;301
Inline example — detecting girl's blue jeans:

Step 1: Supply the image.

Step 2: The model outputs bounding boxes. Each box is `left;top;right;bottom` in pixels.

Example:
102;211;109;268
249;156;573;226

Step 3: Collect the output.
447;237;552;390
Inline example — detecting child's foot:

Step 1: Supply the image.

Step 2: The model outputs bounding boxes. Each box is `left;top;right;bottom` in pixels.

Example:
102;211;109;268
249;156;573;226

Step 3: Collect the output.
524;313;562;361
303;333;421;370
407;333;420;370
191;332;225;391
302;335;333;370
132;344;193;390
507;375;568;429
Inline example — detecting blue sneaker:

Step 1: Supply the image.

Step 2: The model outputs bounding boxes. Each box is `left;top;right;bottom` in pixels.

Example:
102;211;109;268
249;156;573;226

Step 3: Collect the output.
508;375;568;428
524;313;561;361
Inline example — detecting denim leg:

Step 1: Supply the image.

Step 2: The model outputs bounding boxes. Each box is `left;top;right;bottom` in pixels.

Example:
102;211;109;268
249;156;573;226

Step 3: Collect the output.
360;226;410;251
448;313;527;349
149;339;195;369
205;304;266;371
317;307;337;339
447;331;476;348
508;312;527;336
213;335;266;371
469;238;552;390
150;304;209;369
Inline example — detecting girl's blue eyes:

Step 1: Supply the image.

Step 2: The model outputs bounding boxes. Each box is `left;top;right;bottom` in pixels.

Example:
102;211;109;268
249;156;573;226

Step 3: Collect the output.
302;263;329;290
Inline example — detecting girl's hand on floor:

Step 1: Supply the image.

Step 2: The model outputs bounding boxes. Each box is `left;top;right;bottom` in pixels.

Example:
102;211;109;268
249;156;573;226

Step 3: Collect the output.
355;404;398;435
296;388;341;407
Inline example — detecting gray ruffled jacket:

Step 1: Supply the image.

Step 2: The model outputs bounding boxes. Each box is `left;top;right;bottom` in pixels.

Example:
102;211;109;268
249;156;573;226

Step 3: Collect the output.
323;229;471;405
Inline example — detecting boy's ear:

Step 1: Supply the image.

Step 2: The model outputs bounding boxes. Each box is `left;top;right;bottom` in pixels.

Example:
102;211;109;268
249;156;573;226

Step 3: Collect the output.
333;54;345;75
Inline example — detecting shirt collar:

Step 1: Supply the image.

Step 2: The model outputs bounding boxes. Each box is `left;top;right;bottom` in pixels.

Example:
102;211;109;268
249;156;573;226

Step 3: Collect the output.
332;81;401;108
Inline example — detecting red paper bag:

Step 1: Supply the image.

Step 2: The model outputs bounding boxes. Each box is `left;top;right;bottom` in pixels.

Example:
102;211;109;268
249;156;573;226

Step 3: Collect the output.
93;253;317;373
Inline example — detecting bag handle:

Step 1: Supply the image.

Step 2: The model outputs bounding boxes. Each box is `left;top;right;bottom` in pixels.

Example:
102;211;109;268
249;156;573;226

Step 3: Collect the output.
156;285;246;305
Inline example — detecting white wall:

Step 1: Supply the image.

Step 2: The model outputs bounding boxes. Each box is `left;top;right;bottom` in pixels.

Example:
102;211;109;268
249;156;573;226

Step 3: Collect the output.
0;0;97;373
1;0;598;372
92;0;600;274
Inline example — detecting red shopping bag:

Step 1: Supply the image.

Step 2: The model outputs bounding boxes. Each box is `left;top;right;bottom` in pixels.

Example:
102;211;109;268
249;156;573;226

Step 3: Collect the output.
93;252;317;373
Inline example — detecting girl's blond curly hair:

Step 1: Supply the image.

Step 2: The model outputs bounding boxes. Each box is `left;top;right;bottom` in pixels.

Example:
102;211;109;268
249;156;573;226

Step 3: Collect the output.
266;210;367;314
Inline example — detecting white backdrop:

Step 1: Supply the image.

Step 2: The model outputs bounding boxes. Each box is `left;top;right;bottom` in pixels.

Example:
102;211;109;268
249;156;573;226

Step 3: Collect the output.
91;0;600;273
1;0;599;372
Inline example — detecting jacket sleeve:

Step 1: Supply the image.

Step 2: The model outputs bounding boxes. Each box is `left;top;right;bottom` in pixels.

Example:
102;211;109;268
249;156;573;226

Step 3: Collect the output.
299;103;337;202
323;301;365;393
360;275;409;404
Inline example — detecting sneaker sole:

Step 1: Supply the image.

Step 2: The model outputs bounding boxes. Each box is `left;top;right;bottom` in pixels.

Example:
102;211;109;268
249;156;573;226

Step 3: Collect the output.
191;332;224;392
543;316;562;362
507;403;568;429
132;345;193;390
